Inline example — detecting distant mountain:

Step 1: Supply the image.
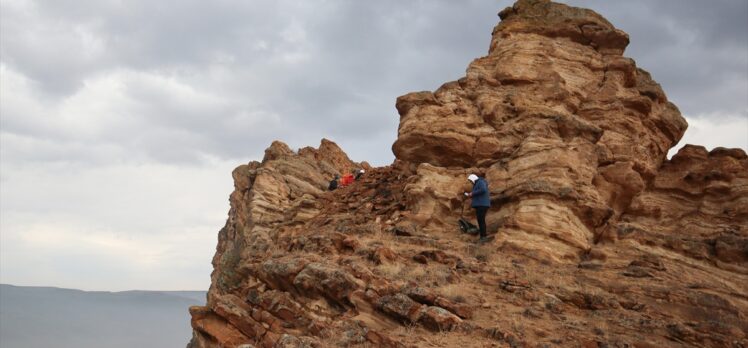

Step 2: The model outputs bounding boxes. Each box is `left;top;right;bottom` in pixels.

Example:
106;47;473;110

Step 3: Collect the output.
0;284;206;348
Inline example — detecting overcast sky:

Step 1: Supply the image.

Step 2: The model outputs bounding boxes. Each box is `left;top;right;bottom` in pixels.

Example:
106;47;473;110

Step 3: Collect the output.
1;0;746;291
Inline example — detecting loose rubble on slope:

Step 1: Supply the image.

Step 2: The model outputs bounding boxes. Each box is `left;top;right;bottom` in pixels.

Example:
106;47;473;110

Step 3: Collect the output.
188;1;747;347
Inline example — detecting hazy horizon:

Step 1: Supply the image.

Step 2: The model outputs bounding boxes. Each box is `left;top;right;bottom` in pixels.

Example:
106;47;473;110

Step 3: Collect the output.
0;283;206;292
0;284;205;347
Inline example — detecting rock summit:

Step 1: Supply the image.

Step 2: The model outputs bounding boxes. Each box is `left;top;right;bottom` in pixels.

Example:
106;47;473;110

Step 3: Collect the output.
188;1;747;347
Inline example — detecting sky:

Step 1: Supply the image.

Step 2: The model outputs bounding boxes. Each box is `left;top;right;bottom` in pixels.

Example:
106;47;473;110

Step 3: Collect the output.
1;0;746;291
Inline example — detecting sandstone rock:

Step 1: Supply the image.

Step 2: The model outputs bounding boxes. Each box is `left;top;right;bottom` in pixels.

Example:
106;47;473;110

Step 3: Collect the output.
292;262;362;307
212;294;268;339
392;0;687;262
190;306;252;347
416;250;461;265
405;286;474;319
418;306;462;332
273;334;318;348
377;293;425;324
612;145;748;270
370;246;398;264
257;257;310;294
190;1;747;347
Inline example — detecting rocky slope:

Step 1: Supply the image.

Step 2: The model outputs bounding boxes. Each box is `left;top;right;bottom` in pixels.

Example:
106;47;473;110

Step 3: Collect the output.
188;1;747;347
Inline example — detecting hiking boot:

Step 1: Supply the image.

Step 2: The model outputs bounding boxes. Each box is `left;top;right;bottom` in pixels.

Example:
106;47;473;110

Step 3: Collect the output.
478;236;491;244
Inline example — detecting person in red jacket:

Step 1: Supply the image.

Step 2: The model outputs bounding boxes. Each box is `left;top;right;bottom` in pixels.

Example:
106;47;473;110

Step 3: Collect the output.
340;172;354;186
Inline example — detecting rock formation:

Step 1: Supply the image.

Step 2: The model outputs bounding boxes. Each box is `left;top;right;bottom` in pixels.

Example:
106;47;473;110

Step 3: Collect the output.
188;1;747;347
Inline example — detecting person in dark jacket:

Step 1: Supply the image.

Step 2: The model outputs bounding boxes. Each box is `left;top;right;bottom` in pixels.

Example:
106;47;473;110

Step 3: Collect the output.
355;169;365;180
328;175;339;191
465;174;490;243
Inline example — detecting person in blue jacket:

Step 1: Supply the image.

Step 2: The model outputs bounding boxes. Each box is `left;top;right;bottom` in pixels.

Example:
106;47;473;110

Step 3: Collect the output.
465;173;490;243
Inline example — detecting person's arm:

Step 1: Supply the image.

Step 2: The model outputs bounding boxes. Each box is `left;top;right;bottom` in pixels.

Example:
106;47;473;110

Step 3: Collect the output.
472;180;487;196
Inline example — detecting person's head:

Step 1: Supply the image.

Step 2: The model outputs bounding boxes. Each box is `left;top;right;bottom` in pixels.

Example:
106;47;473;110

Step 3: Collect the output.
334;174;340;179
468;174;479;183
359;169;365;174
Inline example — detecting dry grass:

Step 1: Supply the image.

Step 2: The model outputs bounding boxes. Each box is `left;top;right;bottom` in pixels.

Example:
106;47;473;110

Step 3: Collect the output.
375;262;430;282
317;330;340;347
377;237;398;253
408;265;429;280
376;262;405;278
510;316;525;338
403;322;418;334
393;323;460;348
350;343;374;348
436;283;469;303
422;330;450;346
378;263;454;286
523;266;572;289
390;323;419;342
462;244;495;264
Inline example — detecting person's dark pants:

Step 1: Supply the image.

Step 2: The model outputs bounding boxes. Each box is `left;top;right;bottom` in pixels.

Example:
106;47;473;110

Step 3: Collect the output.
474;206;489;238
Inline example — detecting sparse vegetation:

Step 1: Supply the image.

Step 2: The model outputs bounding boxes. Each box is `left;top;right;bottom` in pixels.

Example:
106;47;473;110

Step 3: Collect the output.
436;284;468;303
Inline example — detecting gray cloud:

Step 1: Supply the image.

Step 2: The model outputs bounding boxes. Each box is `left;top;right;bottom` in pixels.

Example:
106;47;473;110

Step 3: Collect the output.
1;0;746;290
567;0;748;115
2;0;517;166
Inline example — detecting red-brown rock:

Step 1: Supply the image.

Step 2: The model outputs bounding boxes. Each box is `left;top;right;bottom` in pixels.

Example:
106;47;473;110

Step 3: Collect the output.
189;2;747;347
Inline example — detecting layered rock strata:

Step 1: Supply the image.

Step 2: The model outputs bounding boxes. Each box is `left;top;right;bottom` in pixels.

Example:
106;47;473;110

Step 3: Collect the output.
189;1;747;347
393;0;688;263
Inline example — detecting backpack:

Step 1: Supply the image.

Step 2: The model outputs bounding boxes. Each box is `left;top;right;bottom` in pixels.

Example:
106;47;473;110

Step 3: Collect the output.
328;179;338;191
458;218;479;235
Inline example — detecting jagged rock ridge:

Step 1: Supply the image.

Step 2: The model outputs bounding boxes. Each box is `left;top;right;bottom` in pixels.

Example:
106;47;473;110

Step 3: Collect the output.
188;1;747;347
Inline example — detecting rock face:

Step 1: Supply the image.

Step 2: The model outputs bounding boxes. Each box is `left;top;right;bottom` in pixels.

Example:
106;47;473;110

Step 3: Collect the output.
393;0;688;263
614;145;748;270
189;1;747;347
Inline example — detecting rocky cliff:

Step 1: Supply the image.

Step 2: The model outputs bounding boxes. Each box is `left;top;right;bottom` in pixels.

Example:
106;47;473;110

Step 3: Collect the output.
188;1;747;347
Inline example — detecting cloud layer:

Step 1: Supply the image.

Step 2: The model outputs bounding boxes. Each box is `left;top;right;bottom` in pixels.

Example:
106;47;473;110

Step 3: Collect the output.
1;0;746;290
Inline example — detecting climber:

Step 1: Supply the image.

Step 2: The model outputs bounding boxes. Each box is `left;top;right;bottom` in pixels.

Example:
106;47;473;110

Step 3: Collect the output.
464;173;491;243
328;175;339;191
340;172;354;187
355;169;365;180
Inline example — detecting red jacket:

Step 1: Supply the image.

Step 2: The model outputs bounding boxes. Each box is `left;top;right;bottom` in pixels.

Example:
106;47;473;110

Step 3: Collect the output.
340;174;354;186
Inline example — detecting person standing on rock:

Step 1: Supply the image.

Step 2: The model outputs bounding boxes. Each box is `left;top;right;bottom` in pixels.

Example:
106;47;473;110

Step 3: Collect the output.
328;175;339;191
355;169;365;180
465;174;490;243
340;172;354;187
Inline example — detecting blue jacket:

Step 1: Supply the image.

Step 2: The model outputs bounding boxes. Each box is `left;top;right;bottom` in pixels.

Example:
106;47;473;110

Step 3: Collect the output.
471;178;490;207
